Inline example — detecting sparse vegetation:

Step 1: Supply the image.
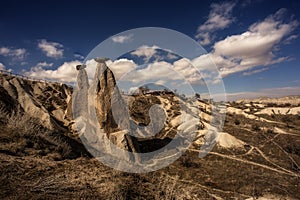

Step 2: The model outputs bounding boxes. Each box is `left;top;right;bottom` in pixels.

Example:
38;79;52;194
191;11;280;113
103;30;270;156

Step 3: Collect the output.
282;115;293;128
1;74;300;199
0;106;87;159
234;118;241;125
267;102;277;107
252;124;261;131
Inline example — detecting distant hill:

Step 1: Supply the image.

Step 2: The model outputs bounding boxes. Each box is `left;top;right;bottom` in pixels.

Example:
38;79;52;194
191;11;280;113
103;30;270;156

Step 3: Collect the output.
237;95;300;106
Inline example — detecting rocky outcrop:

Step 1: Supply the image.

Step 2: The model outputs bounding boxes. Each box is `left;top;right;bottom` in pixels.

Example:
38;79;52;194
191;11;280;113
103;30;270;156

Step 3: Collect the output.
0;73;73;131
94;61;119;134
74;59;140;153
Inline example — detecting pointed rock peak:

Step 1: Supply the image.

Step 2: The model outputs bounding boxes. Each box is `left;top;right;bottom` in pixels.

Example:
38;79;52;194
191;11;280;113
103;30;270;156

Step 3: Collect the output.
94;57;110;63
76;64;86;70
94;60;119;134
93;59;140;153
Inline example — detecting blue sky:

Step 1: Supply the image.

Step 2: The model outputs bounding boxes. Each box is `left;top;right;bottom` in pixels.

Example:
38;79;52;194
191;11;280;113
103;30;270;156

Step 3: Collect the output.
0;0;300;100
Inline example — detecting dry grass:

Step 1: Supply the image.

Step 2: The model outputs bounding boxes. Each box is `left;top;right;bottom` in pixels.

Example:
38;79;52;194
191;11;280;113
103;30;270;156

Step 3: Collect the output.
1;97;300;199
0;106;74;159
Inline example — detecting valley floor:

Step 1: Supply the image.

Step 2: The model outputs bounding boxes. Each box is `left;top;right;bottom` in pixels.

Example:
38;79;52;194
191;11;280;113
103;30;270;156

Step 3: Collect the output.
1;113;300;200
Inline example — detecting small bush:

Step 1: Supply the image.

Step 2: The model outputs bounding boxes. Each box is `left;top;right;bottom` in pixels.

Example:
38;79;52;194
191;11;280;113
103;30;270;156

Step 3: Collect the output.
234;119;241;125
282;115;293;127
271;114;275;119
267;103;277;107
180;154;199;168
252;124;261;131
0;105;73;159
266;128;274;134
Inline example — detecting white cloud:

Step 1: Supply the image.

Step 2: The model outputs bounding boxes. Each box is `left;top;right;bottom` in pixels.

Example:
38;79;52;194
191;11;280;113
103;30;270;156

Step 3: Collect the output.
0;62;6;70
0;47;27;60
242;67;268;76
108;58;137;80
23;58;136;84
0;47;10;55
196;1;236;45
24;60;81;83
283;34;298;44
155;80;166;85
74;53;85;60
130;45;159;62
123;61;175;83
116;58;205;86
194;9;298;79
38;39;64;59
30;62;54;71
0;62;13;72
196;32;213;46
166;52;179;60
111;34;133;43
173;58;202;84
20;57;200;86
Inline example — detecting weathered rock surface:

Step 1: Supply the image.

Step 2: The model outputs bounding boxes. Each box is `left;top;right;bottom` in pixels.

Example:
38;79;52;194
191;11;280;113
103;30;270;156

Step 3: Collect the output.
74;59;140;154
0;73;73;131
94;61;119;134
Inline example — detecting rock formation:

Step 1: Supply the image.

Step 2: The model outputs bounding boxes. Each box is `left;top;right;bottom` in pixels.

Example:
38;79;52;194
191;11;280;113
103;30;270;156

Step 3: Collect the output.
0;73;73;131
74;59;140;154
94;60;119;134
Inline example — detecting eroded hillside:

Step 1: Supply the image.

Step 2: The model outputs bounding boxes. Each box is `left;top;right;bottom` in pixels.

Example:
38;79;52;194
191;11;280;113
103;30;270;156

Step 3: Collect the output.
0;73;73;131
0;69;300;199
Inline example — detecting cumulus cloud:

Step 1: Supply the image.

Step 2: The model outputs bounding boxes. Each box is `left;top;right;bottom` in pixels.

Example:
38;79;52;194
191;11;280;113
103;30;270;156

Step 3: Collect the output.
196;1;236;45
30;62;53;71
130;45;159;63
0;47;27;60
0;62;13;72
115;58;205;86
111;34;133;43
166;52;179;60
24;60;81;83
122;61;175;83
108;58;137;80
283;34;298;44
193;8;298;79
242;67;268;76
0;63;6;70
0;47;9;55
74;53;85;60
155;80;166;85
38;39;64;59
23;58;136;84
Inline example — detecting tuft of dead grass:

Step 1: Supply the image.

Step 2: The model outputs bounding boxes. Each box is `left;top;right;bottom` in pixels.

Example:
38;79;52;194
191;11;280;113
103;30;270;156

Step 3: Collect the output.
0;105;72;159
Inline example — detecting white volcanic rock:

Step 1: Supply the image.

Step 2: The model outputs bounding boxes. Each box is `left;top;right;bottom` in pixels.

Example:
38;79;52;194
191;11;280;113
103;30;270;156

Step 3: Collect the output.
227;107;275;122
238;96;300;106
74;60;140;153
216;132;245;148
255;107;300;115
0;75;72;131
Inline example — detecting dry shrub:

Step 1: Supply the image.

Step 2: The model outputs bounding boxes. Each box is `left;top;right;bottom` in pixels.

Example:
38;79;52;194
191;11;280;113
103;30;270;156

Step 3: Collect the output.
0;105;72;159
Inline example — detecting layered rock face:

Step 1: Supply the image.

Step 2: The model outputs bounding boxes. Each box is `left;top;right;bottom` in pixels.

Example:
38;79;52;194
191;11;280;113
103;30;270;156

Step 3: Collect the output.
74;59;140;154
94;61;119;134
0;73;73;131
